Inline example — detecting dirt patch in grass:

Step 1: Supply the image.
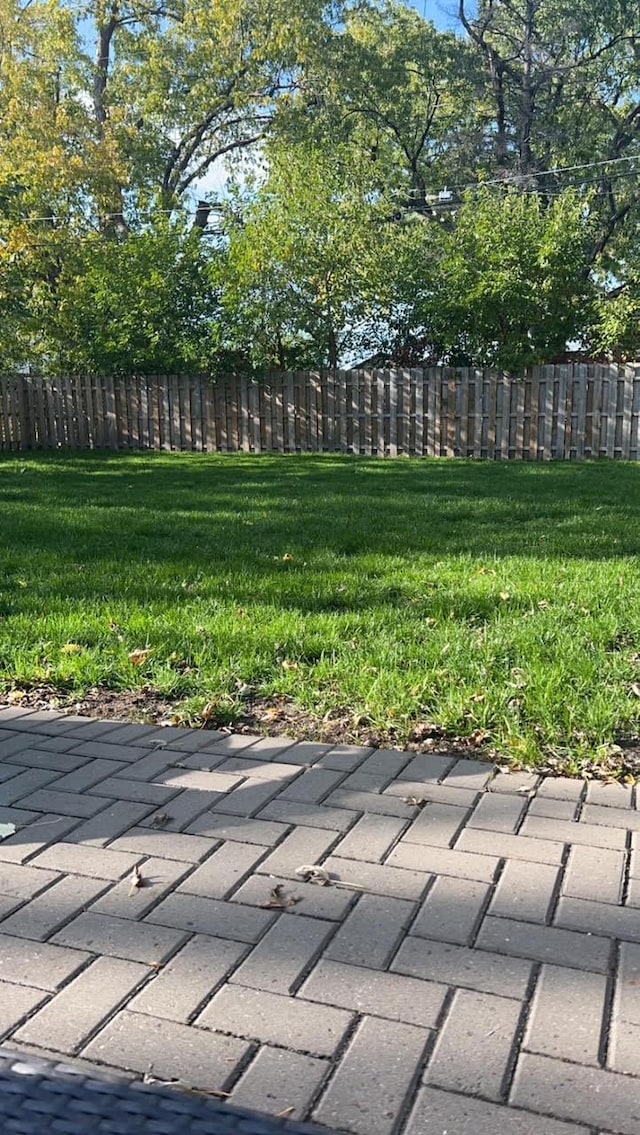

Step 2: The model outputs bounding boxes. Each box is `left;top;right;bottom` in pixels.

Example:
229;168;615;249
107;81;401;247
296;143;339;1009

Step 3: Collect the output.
3;683;640;782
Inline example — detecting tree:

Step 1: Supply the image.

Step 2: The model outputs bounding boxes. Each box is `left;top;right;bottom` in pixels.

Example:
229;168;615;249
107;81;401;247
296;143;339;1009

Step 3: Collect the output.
427;188;595;368
220;145;400;370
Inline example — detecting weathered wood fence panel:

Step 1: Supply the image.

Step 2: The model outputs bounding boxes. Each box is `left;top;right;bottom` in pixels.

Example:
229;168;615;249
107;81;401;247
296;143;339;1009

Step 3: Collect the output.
2;366;640;459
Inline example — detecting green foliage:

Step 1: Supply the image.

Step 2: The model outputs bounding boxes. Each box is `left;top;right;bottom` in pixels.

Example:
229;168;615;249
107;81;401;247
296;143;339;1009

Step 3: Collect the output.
429;189;596;368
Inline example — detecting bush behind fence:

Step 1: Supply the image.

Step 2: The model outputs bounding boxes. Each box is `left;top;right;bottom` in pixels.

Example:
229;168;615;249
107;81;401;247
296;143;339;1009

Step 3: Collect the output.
1;365;640;459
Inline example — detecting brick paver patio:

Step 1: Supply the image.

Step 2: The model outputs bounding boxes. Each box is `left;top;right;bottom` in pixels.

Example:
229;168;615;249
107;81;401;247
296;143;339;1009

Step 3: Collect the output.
0;705;639;1134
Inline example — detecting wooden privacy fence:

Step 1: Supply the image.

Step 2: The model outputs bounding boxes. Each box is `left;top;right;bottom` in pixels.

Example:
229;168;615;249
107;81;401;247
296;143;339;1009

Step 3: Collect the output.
2;365;640;459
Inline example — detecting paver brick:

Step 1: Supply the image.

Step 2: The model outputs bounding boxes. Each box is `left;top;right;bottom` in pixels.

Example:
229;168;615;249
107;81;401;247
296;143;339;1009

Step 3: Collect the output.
323;788;415;818
323;855;429;900
53;911;187;963
555;895;640;943
112;749;179;782
255;826;340;879
581;803;640;830
510;1052;640;1135
0;733;50;759
94;724;161;746
197;734;261;755
324;893;415;968
177;841;269;899
17;788;110;818
424;987;522;1099
0;861;59;900
215;757;301;781
210;778;283;817
46;761;126;794
128;934;247;1022
0;932;90;990
230;1046;328;1120
62;721;128;742
107;826;217;863
527;797;579;820
476;914;611;971
0;813;83;864
146;892;275;943
0;980;47;1038
315;746;373;772
332;813;406;863
537;777;585;801
610;942;640;1076
411;875;489;945
392;936;532;999
586;781;633;809
197;985;353;1057
155;768;244;793
91;777;178;805
258;800;357;832
90;856;190;919
405;1087;590;1135
357;749;413;778
0;761;22;784
456;827;565;864
237;737;298;760
0;767;61;805
13;956;149;1052
562;845;625;905
396;754;456;782
277;769;347;804
467;792;527;833
525;964;607;1064
384;779;479;808
520;816;628;849
402;802;470;847
230;913;333;995
66;741;149;762
231;873;357;921
387;840;499;882
442;758;494;790
299;958;447;1027
313;1016;430;1135
0;874;106;940
32;842;142;880
186;813;290;845
7;748;89;773
329;772;385;794
489;770;539;795
64;800;154;846
490;860;559;923
272;740;331;763
83;1009;251;1091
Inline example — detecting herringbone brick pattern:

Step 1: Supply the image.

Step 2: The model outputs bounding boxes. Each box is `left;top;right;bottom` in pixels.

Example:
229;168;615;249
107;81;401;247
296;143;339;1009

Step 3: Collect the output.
0;705;639;1134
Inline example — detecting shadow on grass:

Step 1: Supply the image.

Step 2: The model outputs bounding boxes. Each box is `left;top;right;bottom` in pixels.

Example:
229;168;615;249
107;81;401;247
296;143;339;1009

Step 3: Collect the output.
1;453;639;570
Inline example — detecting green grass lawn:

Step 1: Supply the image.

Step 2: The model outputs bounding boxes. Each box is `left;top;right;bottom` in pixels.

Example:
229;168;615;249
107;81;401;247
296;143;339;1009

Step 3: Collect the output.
1;451;640;771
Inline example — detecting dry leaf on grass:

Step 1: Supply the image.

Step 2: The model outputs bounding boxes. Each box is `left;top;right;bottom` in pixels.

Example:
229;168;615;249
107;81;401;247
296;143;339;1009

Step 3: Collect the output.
129;648;153;666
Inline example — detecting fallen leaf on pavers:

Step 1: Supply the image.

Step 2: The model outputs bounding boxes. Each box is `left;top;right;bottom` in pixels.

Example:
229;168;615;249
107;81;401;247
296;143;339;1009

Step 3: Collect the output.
276;1107;295;1119
402;796;427;809
260;884;302;910
150;813;171;829
0;823;16;841
128;865;144;896
295;864;332;886
129;648;153;666
295;864;367;891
